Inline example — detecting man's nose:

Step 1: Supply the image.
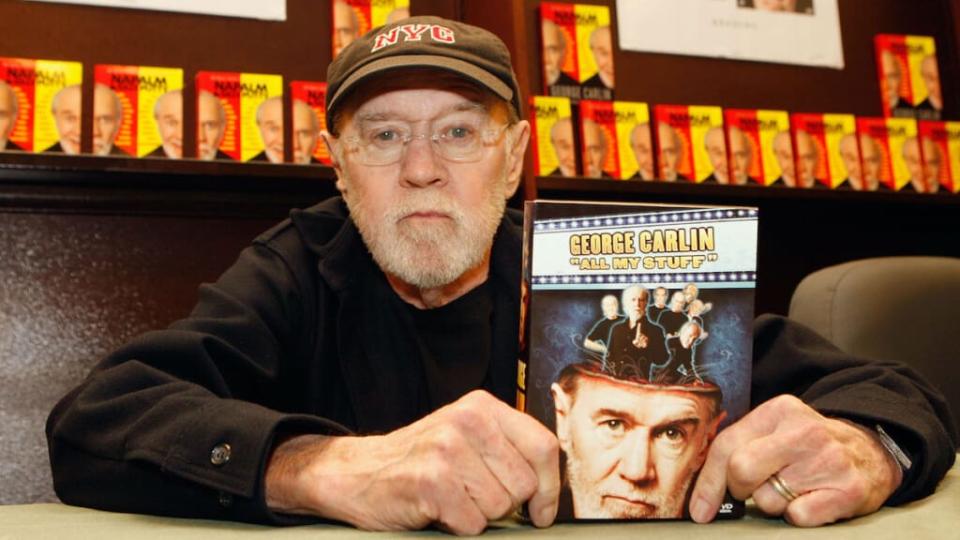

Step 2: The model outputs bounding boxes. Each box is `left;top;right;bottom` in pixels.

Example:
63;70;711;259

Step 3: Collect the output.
618;430;655;483
399;137;444;187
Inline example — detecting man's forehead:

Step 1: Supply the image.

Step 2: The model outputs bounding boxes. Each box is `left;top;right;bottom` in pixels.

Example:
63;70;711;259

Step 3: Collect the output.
575;373;714;418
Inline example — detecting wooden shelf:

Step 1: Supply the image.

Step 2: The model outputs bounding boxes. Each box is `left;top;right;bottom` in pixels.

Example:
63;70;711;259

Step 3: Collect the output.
0;153;337;217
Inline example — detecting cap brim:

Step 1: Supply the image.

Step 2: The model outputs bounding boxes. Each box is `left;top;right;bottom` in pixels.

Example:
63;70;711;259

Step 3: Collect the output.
327;54;514;121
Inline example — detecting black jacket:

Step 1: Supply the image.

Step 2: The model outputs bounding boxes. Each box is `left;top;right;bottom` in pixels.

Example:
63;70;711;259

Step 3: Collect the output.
46;197;957;525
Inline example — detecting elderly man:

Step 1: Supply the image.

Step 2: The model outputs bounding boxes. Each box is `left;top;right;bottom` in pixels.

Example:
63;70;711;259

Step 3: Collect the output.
860;133;883;191
197;90;230;160
541;18;577;87
47;15;955;536
628;122;654;180
837;133;863;190
770;130;795;187
901;137;928;193
292;99;323;164
92;83;127;156
583;25;614;90
701;127;729;184
581;118;611;179
146;89;183;159
332;0;361;58
657;122;687;181
249;96;284;163
794;130;820;188
583;294;622;355
917;55;942;114
727;126;755;185
921;136;943;194
552;361;724;518
0;80;23;151
880;50;909;115
44;83;81;154
547;116;576;177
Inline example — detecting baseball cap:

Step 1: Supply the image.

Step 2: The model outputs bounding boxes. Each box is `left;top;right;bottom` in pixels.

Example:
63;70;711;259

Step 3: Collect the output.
325;15;522;130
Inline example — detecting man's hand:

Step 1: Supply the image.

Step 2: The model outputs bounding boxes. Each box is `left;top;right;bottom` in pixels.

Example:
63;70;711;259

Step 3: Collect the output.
265;390;560;535
689;394;903;526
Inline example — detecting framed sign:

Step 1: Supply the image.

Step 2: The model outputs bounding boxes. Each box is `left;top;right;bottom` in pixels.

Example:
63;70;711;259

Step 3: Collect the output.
616;0;844;69
26;0;286;21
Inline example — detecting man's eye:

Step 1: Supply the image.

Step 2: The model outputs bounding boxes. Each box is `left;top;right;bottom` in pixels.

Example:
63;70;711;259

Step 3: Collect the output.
656;426;686;443
373;130;399;142
443;126;475;140
600;419;625;434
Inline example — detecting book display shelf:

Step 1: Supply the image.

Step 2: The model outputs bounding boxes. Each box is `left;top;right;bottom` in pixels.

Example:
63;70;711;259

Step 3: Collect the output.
2;0;960;313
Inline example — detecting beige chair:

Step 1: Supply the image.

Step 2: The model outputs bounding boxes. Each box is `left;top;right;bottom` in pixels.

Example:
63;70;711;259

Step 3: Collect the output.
789;256;960;434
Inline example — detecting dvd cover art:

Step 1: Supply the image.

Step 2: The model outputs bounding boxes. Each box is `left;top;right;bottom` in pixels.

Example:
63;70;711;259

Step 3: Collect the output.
875;35;941;121
579;101;651;180
0;57;82;154
332;0;410;58
724;109;791;187
918;121;960;194
195;71;283;163
654;105;725;184
531;96;576;177
290;81;330;165
540;2;614;102
790;113;860;190
95;64;183;159
518;199;757;521
857;117;924;192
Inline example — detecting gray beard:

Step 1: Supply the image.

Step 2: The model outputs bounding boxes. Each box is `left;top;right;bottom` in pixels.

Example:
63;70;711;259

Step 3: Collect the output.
344;179;507;290
566;455;694;519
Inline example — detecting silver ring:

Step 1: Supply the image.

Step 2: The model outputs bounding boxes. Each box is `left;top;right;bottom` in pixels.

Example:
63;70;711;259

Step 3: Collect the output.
768;473;799;502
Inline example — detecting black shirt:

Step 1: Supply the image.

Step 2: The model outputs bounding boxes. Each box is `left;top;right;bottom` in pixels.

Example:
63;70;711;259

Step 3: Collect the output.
405;282;493;409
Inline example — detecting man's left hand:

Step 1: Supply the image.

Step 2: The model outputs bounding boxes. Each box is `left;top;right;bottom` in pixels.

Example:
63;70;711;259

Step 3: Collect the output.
689;394;903;526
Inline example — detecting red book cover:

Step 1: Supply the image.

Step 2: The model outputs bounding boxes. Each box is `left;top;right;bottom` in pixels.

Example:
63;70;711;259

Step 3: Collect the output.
654;105;725;184
579;100;618;179
196;71;283;162
0;57;83;154
918;121;960;194
290;81;330;165
540;2;614;102
857;117;924;192
724;109;791;187
875;35;942;120
790;113;860;190
95;65;183;158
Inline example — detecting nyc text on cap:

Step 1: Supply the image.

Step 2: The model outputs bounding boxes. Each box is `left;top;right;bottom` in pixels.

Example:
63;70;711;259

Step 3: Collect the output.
325;15;522;129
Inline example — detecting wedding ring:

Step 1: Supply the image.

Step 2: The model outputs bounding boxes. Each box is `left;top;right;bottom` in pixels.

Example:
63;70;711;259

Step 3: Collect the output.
768;472;799;502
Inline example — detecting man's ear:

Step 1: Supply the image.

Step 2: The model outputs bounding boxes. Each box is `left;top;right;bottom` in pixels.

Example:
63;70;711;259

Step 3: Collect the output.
320;130;347;193
551;382;572;451
504;120;531;198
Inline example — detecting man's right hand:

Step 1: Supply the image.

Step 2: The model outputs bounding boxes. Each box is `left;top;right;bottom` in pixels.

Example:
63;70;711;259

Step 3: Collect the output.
264;390;560;535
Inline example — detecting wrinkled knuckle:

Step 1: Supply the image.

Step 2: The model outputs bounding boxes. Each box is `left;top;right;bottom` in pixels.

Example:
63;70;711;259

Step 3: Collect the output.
515;469;539;500
490;491;515;519
768;394;804;415
532;433;560;458
727;451;755;483
711;428;734;454
462;389;494;407
451;405;489;434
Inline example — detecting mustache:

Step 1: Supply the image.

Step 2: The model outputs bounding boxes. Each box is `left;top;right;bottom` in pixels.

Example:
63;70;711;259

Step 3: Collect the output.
388;193;465;224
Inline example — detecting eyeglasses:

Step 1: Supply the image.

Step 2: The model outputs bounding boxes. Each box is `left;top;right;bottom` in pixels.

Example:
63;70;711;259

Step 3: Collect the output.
341;112;510;166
